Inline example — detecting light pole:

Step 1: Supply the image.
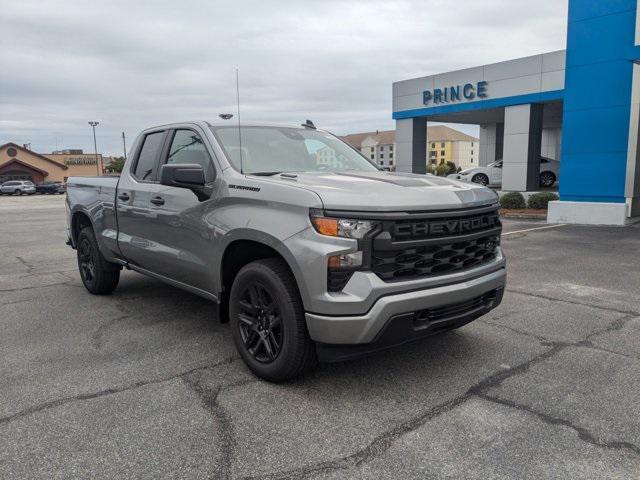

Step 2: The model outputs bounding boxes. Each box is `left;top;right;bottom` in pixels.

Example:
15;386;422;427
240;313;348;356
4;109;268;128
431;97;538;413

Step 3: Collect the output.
88;121;100;175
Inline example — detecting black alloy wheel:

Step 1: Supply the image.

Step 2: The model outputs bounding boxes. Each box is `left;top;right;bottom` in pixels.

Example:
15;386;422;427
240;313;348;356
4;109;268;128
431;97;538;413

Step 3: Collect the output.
78;236;97;290
76;226;120;294
229;258;317;381
539;171;556;188
236;281;283;363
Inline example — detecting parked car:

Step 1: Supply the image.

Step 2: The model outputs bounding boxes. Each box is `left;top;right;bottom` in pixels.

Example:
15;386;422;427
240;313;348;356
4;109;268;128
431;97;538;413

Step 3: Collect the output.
0;180;36;195
36;181;66;194
66;121;506;381
447;157;559;188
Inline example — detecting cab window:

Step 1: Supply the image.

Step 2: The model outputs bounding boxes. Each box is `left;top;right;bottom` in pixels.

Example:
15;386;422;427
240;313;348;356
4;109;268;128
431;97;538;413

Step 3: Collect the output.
166;130;215;182
133;131;165;181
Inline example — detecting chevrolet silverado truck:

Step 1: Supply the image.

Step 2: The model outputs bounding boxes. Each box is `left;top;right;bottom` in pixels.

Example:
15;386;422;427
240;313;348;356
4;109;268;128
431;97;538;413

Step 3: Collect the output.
66;121;505;381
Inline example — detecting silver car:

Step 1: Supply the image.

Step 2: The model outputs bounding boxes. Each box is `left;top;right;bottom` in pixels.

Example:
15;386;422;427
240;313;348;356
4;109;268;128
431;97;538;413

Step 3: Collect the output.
0;180;37;195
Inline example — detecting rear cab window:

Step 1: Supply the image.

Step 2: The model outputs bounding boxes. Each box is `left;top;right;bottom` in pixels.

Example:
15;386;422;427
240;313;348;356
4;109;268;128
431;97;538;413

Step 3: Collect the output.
132;131;166;181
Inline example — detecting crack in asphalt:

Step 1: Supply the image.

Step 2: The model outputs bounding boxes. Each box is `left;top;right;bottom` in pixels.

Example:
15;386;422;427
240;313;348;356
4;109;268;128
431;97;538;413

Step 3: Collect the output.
247;314;640;479
15;256;35;273
477;393;640;456
0;281;71;292
507;288;640;317
0;358;236;427
182;370;237;480
244;345;565;480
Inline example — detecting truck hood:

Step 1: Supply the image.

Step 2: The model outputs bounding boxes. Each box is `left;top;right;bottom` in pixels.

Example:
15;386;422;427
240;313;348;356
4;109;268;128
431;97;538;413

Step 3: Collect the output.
261;171;498;211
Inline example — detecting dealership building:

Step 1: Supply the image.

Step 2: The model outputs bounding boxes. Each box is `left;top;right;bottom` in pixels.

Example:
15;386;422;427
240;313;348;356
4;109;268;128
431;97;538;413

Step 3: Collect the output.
0;143;104;183
393;0;640;225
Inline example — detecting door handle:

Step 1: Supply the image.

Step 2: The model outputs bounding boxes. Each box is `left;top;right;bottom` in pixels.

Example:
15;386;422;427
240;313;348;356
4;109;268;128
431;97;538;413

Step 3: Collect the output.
118;193;130;202
150;196;165;206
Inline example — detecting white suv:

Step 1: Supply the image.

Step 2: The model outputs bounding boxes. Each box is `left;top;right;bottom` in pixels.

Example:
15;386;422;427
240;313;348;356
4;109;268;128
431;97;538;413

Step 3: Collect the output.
0;180;37;195
448;157;559;188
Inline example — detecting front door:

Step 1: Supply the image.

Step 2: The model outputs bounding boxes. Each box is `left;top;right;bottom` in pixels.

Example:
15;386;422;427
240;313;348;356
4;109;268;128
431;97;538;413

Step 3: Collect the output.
140;127;220;292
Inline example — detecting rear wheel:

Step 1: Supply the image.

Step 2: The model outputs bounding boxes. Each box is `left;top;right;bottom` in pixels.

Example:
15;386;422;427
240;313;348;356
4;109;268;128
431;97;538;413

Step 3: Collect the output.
471;173;489;186
76;226;120;294
15;189;22;196
229;258;317;382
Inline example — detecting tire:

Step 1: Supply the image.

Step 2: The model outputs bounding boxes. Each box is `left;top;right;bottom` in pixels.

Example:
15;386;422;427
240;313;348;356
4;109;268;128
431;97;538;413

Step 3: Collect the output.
539;171;556;188
471;173;489;186
76;226;120;294
15;189;22;196
229;258;317;382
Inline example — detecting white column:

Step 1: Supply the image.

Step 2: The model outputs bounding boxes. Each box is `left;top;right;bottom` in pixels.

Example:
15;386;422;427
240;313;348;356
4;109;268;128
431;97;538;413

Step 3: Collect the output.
502;104;543;191
395;117;427;174
479;124;496;167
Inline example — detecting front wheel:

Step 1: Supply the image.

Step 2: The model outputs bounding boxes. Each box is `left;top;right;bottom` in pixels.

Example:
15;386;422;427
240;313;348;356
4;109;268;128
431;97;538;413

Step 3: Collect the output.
471;173;489;186
14;189;22;196
76;226;120;294
229;258;317;382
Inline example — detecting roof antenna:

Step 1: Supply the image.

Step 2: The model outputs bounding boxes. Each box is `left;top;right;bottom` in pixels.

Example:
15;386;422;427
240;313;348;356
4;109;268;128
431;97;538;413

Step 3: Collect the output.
236;68;244;174
302;119;316;129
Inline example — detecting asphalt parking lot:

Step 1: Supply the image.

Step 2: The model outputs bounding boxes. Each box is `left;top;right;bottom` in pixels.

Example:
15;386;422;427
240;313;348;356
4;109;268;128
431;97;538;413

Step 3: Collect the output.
1;194;639;479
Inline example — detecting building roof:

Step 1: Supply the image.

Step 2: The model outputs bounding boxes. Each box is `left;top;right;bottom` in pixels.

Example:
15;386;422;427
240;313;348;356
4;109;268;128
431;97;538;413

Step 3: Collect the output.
0;158;50;176
0;142;68;170
341;126;478;148
427;125;478;143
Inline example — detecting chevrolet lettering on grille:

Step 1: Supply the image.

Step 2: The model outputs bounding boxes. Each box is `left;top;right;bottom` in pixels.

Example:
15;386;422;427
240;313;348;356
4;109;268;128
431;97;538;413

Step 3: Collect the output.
394;213;500;238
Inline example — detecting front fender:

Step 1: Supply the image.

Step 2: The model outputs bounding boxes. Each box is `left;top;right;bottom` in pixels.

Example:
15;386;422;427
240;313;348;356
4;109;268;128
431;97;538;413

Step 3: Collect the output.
214;228;315;309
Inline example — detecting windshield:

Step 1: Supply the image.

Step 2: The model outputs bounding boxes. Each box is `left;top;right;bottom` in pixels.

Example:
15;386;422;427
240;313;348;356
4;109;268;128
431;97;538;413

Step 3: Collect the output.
210;125;379;174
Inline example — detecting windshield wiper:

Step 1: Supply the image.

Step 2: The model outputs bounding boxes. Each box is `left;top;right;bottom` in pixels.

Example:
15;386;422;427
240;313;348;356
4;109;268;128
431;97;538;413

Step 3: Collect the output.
250;171;282;176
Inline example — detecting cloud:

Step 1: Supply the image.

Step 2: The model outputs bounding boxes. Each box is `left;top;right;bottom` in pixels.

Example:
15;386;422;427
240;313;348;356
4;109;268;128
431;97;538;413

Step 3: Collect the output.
0;0;568;154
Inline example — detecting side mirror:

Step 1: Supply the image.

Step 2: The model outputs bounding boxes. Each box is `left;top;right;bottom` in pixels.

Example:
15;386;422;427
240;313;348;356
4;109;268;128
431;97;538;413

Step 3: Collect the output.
160;163;210;201
160;163;205;188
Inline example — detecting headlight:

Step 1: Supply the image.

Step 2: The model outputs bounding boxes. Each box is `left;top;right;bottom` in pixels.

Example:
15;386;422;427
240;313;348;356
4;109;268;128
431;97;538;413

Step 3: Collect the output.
310;211;377;239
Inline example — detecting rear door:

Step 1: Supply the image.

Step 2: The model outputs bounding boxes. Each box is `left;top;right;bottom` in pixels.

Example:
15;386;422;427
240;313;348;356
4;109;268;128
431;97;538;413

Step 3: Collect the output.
140;127;219;291
116;129;169;270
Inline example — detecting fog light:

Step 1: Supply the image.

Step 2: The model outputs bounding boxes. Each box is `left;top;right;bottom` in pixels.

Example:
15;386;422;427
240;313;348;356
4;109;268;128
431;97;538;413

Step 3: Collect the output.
328;251;363;268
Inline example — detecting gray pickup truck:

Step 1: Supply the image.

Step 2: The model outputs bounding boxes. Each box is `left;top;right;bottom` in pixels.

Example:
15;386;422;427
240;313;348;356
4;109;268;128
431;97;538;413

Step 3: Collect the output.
66;121;505;381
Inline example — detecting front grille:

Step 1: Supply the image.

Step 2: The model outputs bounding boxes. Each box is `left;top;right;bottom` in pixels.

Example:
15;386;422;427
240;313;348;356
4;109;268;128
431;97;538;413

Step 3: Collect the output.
370;206;501;282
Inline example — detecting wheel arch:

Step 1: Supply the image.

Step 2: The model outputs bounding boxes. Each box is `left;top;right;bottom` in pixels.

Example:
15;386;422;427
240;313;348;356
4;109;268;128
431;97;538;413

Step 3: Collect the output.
70;209;94;247
216;232;307;323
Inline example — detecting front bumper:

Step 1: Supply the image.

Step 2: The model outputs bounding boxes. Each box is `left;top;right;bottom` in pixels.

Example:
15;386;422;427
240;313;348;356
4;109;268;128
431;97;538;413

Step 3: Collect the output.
447;173;472;182
306;267;505;354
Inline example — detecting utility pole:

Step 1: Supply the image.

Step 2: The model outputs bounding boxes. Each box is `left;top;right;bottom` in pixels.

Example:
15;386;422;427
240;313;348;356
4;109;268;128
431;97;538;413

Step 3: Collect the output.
88;121;100;175
122;131;127;160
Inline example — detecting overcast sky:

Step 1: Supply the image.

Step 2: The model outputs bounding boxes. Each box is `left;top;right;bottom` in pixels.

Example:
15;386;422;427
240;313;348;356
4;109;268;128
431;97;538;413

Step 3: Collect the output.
0;0;568;155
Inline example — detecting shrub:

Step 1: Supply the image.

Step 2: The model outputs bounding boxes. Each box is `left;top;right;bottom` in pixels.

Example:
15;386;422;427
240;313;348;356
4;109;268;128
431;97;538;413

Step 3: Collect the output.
426;163;437;175
500;192;526;209
436;161;450;177
527;192;559;209
445;161;457;175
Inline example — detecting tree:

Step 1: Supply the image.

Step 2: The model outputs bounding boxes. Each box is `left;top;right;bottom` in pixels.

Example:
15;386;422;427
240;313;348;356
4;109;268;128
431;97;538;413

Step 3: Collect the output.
445;161;457;175
105;156;125;174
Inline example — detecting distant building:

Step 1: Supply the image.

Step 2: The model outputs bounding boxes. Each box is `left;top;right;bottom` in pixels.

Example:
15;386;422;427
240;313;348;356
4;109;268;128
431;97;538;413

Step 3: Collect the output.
52;149;84;155
341;126;478;170
0;143;104;183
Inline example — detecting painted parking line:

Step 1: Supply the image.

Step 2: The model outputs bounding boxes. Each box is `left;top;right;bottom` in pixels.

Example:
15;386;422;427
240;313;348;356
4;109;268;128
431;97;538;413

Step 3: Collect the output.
503;224;566;236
